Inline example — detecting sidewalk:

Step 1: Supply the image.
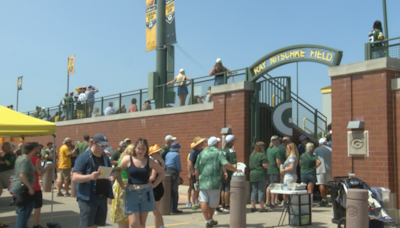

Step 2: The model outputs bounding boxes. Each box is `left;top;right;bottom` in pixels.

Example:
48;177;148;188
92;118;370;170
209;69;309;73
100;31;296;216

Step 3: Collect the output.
0;191;338;228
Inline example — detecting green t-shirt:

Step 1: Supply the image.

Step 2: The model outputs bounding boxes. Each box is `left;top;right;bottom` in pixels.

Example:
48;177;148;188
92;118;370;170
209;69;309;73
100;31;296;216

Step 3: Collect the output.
300;152;318;174
194;146;228;190
249;152;268;182
117;159;127;179
43;149;53;163
75;142;89;155
0;151;16;172
11;155;35;191
221;148;236;183
266;146;281;175
110;150;121;162
278;144;287;163
161;145;170;160
371;29;384;47
63;96;73;110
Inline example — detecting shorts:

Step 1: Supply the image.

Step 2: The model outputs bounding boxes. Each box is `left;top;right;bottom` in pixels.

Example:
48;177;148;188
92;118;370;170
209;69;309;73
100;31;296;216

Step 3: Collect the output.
87;103;94;115
283;175;297;184
301;172;316;184
189;175;196;188
78;195;108;227
124;185;156;213
199;189;220;208
33;190;43;208
177;85;188;95
316;173;332;185
214;76;224;85
58;169;71;182
77;110;84;117
153;183;164;202
0;169;14;189
221;182;230;192
266;174;280;186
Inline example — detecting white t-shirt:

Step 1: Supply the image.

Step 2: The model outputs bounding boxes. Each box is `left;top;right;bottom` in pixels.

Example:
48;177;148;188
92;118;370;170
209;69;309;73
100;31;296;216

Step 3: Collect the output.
78;93;86;103
104;106;116;116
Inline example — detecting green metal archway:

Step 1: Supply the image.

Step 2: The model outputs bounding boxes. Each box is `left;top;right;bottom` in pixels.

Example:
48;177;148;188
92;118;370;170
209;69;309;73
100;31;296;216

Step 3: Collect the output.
247;44;343;82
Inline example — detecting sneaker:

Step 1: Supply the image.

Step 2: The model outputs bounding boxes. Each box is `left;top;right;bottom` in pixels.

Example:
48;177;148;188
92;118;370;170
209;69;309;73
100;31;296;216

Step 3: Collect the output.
186;202;192;207
171;210;183;214
205;221;214;228
259;207;268;212
250;207;256;212
57;193;64;197
195;201;200;206
269;204;276;209
319;201;327;207
275;199;282;204
214;208;224;215
210;220;218;226
222;207;230;213
64;193;71;197
191;205;198;210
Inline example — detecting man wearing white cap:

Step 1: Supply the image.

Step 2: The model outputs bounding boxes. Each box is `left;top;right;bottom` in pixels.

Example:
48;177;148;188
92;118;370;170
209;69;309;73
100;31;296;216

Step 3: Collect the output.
313;138;332;207
166;69;191;106
161;135;176;160
194;136;241;227
208;58;231;86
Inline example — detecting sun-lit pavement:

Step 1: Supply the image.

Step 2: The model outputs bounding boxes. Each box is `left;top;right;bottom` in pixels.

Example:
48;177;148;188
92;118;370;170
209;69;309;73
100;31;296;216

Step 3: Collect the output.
0;191;338;228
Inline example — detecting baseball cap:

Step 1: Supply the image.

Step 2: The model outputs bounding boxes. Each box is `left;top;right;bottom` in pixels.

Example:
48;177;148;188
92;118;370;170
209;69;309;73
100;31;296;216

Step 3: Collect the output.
165;135;176;143
92;133;109;146
319;138;327;144
179;69;185;73
124;138;131;143
216;58;222;63
299;135;308;141
208;136;220;146
270;135;279;142
63;137;73;143
225;135;236;143
119;141;127;148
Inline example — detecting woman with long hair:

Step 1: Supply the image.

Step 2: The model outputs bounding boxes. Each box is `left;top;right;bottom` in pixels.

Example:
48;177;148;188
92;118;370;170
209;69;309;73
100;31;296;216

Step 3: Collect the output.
280;142;299;204
249;141;269;212
299;142;321;194
208;58;231;86
116;139;165;228
166;69;191;106
110;145;135;228
148;144;166;228
369;20;385;58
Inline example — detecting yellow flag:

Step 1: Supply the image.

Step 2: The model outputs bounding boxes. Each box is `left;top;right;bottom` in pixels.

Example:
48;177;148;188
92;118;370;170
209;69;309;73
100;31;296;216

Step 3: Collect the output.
68;55;75;75
146;0;157;52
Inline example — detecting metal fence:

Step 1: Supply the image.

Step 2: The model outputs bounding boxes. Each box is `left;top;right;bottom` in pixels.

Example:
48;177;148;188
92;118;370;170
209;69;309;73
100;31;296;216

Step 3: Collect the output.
365;36;400;60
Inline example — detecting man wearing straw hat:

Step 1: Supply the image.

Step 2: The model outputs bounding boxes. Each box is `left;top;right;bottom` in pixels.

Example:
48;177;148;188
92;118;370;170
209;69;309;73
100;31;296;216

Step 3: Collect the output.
188;137;207;210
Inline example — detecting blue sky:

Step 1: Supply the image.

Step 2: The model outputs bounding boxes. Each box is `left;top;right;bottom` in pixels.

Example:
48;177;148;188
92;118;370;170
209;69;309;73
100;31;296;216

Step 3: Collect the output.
1;0;399;113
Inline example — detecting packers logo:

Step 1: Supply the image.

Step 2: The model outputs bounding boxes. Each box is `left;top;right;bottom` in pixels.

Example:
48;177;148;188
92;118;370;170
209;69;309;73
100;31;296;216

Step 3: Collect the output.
165;0;175;24
271;101;293;136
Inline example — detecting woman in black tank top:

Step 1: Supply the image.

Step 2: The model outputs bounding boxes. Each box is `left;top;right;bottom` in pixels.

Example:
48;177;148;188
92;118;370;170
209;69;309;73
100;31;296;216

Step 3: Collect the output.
149;144;166;228
115;139;165;228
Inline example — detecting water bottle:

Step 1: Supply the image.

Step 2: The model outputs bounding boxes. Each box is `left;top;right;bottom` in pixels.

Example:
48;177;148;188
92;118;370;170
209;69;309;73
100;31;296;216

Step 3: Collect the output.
283;183;287;191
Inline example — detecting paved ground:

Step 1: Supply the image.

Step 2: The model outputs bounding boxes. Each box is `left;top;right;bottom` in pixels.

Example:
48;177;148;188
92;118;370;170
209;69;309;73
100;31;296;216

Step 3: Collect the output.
0;191;340;228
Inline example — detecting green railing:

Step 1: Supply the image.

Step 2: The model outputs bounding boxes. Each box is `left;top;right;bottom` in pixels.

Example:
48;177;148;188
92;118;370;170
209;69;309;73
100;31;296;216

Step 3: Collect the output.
23;68;248;122
365;36;400;60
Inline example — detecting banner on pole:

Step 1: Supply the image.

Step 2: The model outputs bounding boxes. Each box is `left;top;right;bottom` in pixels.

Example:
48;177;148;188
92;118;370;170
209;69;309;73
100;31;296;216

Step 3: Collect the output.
165;0;176;45
68;55;75;75
17;76;23;90
146;0;157;52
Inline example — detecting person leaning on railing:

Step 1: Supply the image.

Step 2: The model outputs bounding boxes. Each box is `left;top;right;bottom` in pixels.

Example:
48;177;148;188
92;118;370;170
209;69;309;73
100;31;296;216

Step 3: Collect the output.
166;69;191;106
368;20;385;59
208;58;231;86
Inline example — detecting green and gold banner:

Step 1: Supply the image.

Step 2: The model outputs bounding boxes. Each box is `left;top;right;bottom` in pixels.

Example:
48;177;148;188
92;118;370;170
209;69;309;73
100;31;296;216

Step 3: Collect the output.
165;0;176;45
146;0;157;52
17;76;23;90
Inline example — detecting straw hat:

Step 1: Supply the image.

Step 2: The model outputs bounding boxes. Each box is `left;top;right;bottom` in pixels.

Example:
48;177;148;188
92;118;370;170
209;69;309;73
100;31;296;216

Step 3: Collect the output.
191;136;206;149
149;144;163;156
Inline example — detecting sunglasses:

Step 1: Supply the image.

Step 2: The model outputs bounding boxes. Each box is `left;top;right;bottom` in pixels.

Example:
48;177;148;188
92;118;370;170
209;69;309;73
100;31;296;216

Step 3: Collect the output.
96;143;107;148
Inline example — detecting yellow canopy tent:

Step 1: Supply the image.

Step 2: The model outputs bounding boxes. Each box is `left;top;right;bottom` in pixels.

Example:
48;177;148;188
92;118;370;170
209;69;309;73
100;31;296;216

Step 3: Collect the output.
0;105;55;137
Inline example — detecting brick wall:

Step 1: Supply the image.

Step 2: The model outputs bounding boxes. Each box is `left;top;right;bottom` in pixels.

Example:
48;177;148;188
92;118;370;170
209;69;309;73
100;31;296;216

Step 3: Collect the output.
24;84;253;183
331;69;399;206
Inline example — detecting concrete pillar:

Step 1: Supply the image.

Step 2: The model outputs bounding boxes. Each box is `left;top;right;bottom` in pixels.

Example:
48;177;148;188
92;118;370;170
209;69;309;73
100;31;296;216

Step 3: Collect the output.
346;189;369;228
42;163;53;192
70;169;76;198
230;175;246;228
160;174;171;215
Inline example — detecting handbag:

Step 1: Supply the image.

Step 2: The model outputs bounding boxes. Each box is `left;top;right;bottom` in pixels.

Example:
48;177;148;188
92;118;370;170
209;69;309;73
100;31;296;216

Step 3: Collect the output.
15;184;33;206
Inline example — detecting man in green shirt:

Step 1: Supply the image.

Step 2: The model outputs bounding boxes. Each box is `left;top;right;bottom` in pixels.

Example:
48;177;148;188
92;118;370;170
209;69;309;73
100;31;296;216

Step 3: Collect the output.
265;135;282;208
194;136;240;227
110;141;127;166
74;134;90;156
0;142;16;197
220;135;237;213
161;135;176;160
43;142;54;163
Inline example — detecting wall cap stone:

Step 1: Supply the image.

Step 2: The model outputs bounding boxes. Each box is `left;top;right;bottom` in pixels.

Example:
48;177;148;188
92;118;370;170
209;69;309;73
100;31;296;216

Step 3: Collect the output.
328;57;400;77
55;102;213;126
211;81;254;94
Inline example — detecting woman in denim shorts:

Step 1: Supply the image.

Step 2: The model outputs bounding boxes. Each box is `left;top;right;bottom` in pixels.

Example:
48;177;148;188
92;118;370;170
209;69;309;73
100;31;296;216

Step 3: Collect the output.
299;142;321;194
116;139;165;228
